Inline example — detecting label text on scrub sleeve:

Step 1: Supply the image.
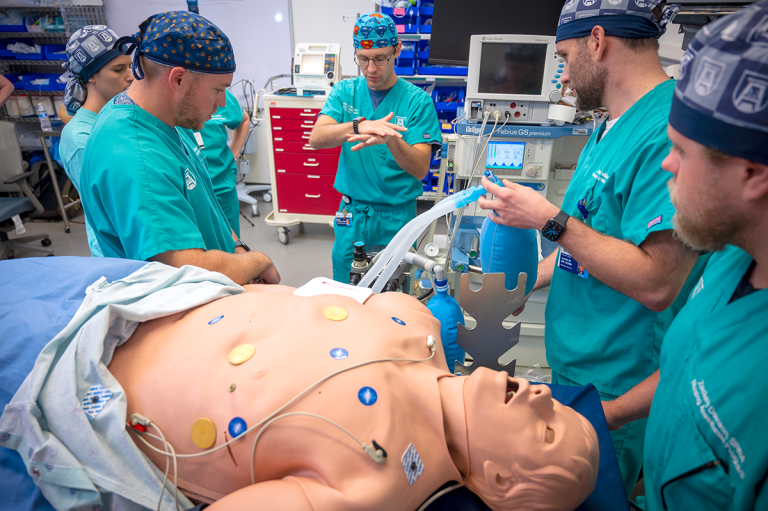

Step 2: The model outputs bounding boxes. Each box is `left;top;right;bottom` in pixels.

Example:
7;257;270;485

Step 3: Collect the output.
691;379;746;479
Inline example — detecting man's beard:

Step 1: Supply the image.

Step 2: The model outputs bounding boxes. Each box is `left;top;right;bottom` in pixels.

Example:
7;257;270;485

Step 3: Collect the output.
175;85;206;130
668;179;737;253
570;47;607;111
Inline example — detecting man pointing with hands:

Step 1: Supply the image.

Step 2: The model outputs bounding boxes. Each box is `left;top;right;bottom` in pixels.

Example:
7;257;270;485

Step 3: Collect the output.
310;12;442;282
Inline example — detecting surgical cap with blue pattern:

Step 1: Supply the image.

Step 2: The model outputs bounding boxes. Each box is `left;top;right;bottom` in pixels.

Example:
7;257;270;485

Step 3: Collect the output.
670;0;768;165
63;25;121;115
354;12;399;50
115;11;235;81
556;0;679;42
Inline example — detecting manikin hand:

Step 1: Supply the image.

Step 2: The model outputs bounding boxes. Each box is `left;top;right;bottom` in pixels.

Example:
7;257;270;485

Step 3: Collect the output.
478;176;561;231
346;112;406;152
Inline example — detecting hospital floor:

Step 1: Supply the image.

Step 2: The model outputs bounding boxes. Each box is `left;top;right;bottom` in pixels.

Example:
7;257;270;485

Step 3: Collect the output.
7;199;442;288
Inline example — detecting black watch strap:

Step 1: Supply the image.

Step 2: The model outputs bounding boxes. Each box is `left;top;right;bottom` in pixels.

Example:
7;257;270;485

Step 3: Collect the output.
234;239;250;252
352;117;366;135
541;210;570;242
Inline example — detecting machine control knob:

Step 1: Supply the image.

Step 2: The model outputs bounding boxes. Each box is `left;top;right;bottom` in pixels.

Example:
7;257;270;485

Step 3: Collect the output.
549;89;562;103
327;71;334;79
425;243;440;257
525;165;538;177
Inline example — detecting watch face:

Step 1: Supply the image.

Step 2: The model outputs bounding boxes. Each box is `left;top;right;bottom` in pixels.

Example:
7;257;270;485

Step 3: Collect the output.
542;220;565;241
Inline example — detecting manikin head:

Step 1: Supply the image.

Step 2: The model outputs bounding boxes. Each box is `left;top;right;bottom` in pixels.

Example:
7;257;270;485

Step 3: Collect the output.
662;2;768;253
353;12;401;90
463;369;599;511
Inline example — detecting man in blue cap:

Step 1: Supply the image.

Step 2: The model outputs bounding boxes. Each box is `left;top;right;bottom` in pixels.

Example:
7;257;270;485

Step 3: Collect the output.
309;12;442;283
584;3;768;508
79;12;279;286
478;0;707;496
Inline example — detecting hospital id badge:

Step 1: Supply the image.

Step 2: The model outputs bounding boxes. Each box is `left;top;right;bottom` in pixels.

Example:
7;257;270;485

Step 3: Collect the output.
335;211;353;227
557;249;589;279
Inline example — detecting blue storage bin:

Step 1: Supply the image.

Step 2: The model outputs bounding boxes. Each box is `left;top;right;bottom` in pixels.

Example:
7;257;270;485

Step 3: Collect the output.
0;49;16;60
417;50;429;60
396;23;418;34
399;50;415;60
417;60;468;76
419;5;433;15
11;38;42;60
43;44;67;61
418;39;430;52
22;73;59;91
0;24;26;33
419;25;432;34
382;4;418;18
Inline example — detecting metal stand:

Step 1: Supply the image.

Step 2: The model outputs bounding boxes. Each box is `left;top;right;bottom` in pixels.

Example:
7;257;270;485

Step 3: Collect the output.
37;131;76;233
454;272;529;376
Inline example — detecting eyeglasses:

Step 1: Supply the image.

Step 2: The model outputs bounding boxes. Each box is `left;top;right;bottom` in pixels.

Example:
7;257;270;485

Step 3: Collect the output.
354;49;397;68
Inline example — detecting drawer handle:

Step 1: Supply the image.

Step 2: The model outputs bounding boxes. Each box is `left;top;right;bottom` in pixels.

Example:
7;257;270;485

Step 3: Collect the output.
302;135;310;139
300;113;315;117
274;137;283;141
305;194;321;199
303;162;320;167
300;124;314;129
278;169;286;173
275;148;284;152
307;175;320;178
272;115;281;119
302;146;316;151
273;127;282;130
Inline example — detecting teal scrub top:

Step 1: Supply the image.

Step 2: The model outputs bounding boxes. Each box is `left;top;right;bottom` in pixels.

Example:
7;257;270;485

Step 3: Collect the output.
80;92;235;261
545;79;704;396
319;76;442;205
179;89;244;197
59;107;103;257
644;246;768;510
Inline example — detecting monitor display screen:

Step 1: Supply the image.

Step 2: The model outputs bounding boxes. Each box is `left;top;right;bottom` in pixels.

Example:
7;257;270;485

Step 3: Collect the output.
477;43;548;96
429;0;563;65
486;141;525;171
301;54;324;75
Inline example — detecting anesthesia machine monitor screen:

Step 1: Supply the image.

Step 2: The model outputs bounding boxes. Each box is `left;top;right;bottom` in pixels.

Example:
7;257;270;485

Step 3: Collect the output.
478;43;548;96
486;141;525;171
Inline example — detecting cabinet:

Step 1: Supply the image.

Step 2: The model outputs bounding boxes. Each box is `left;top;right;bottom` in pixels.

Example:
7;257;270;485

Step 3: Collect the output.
264;93;342;244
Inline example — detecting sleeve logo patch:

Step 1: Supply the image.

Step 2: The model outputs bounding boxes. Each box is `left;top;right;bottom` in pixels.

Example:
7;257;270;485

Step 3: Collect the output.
647;215;663;230
423;134;431;139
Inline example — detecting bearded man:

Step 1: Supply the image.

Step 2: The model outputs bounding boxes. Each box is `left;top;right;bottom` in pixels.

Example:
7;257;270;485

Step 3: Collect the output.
79;12;279;286
477;0;707;497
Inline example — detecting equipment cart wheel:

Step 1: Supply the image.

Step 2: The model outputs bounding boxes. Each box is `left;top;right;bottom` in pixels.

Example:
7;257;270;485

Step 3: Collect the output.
263;192;272;203
251;204;260;217
278;227;290;245
41;238;52;247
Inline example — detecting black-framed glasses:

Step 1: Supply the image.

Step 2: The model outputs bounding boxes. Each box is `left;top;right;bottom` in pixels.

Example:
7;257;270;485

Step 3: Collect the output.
354;49;397;68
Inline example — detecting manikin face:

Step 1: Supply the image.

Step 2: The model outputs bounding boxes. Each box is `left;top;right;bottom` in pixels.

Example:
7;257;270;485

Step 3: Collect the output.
556;38;607;111
176;71;232;130
662;126;741;252
355;42;400;90
89;54;134;100
463;368;598;510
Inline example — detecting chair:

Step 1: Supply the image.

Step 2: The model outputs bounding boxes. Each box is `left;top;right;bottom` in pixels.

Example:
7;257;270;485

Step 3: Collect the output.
1;170;52;259
236;160;272;217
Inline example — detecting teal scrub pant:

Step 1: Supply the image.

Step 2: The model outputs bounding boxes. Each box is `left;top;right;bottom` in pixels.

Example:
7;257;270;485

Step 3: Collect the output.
551;371;647;498
332;197;417;283
216;185;240;238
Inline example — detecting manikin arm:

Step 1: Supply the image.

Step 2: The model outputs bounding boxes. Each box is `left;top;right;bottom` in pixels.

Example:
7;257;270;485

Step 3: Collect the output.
207;477;337;510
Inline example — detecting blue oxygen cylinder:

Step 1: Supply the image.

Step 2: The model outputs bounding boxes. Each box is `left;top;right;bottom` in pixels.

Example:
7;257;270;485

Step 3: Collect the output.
427;279;465;371
479;217;539;295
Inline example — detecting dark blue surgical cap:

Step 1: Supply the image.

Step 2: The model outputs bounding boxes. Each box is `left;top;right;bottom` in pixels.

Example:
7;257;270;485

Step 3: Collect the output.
556;0;679;43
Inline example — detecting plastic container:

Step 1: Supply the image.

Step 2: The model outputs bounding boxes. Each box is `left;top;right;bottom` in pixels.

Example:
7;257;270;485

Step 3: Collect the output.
36;102;52;130
32;94;55;116
11;38;43;60
42;44;66;60
16;94;34;116
4;96;20;116
24;16;44;33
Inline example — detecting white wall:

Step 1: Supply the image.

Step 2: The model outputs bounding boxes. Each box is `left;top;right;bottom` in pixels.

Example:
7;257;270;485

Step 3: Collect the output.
291;0;373;78
103;0;293;95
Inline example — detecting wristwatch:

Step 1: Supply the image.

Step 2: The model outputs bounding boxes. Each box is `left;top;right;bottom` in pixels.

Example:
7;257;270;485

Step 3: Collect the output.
352;116;367;135
541;210;570;242
234;239;251;252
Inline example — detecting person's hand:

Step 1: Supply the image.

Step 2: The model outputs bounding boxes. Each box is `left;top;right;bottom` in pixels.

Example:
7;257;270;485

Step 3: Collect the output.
346;133;387;151
358;111;407;138
256;259;281;284
602;400;625;431
479;176;561;230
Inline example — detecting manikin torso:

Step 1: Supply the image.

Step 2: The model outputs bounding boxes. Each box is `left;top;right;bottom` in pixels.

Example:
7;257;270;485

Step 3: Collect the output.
110;285;464;509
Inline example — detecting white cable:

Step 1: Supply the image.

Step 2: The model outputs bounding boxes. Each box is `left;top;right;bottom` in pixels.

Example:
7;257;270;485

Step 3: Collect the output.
127;345;437;462
149;422;179;511
249;411;382;485
416;482;464;511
